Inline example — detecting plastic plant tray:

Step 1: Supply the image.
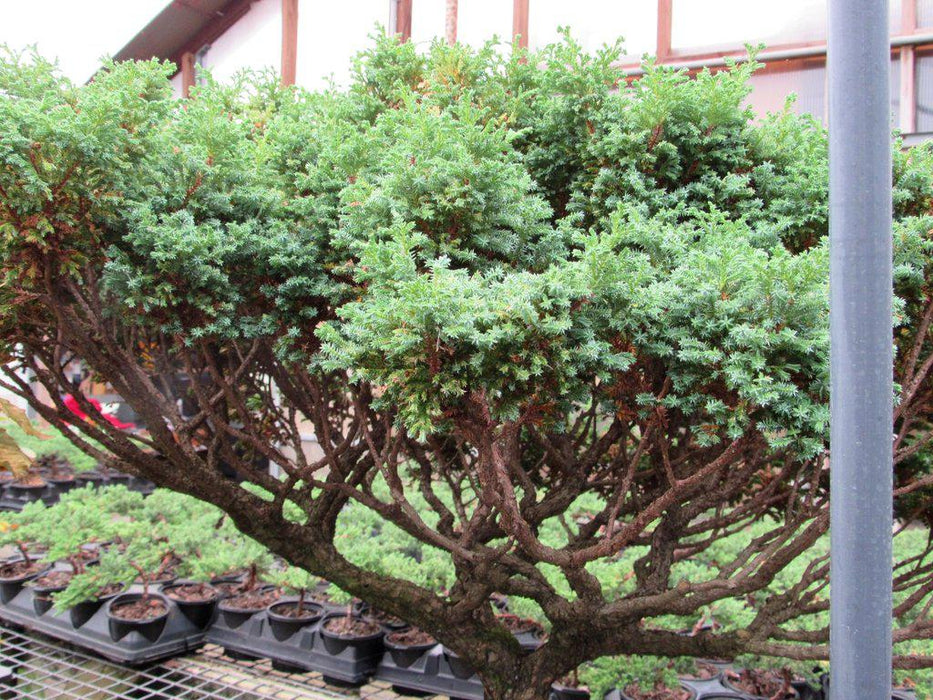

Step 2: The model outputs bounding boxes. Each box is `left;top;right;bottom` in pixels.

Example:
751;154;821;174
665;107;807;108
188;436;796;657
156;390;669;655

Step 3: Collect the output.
0;575;212;665
207;607;384;686
376;643;484;699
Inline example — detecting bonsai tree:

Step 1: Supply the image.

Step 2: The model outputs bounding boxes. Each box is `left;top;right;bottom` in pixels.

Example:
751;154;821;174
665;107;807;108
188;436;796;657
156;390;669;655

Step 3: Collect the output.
2;36;933;698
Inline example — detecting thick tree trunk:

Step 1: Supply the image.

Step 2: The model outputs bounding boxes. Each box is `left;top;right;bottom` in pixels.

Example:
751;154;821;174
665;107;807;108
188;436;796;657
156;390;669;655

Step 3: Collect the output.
481;673;554;700
472;651;559;700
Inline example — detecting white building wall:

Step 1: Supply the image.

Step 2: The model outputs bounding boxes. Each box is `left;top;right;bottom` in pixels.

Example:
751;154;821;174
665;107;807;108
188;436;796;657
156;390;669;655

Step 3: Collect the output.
528;0;656;59
169;72;185;98
458;0;513;50
295;0;393;89
201;0;282;84
410;0;446;48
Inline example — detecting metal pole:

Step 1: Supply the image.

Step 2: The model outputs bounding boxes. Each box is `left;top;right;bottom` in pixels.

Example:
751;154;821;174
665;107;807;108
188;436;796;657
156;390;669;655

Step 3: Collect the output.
828;1;893;699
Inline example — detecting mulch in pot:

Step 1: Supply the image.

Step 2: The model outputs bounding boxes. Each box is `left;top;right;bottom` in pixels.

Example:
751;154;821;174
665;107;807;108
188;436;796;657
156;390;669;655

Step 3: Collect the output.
136;571;177;585
724;668;795;697
224;588;279;610
212;580;243;596
95;583;124;599
33;571;72;589
368;608;408;629
387;627;435;647
164;583;217;603
271;601;321;619
111;596;168;621
323;615;381;638
622;685;691;700
0;560;46;579
496;613;542;634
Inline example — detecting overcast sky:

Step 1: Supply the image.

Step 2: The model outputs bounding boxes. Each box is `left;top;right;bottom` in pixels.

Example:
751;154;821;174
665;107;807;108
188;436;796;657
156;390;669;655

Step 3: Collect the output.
0;1;169;82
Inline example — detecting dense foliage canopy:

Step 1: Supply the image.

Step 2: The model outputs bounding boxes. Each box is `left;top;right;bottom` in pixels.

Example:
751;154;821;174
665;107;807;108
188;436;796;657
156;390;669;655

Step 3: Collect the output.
1;34;933;698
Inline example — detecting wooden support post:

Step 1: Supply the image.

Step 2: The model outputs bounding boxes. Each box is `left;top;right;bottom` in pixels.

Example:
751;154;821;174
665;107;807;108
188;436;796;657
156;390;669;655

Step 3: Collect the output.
396;0;412;41
901;0;917;133
513;0;529;49
281;0;298;86
180;51;196;98
445;0;458;45
657;0;673;61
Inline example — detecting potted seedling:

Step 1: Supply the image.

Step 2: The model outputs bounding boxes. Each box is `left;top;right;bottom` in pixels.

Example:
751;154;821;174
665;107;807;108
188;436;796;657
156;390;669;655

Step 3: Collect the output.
217;562;278;627
52;563;126;628
4;462;48;508
265;565;324;640
134;548;179;588
320;584;384;657
0;514;49;602
0;534;47;602
34;452;76;487
103;535;173;642
157;515;261;629
213;535;276;628
160;578;219;629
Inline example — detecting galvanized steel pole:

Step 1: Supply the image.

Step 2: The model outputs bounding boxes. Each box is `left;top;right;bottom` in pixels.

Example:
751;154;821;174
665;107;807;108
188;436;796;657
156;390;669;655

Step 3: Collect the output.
828;1;893;699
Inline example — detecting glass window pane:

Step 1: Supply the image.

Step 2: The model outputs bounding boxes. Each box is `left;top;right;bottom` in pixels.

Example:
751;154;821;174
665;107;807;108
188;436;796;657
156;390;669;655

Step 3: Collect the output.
915;49;933;131
745;59;826;121
673;0;827;53
672;0;902;53
744;57;899;128
891;56;902;129
920;0;933;28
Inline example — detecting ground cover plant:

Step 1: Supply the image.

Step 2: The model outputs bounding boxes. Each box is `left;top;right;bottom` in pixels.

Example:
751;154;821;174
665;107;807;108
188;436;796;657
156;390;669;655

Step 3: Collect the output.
1;33;933;698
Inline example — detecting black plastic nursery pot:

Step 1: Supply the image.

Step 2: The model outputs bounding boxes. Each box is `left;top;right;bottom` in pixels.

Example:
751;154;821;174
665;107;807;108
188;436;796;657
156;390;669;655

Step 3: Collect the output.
443;648;476;680
320;614;384;656
125;475;156;495
384;630;437;668
69;585;123;628
30;570;72;616
0;559;48;604
217;586;279;628
368;607;410;633
99;471;131;487
267;599;324;641
549;686;590;700
75;471;108;488
376;644;484;700
161;582;219;629
210;574;246;599
495;613;547;652
0;481;48;511
44;474;78;495
107;593;171;642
